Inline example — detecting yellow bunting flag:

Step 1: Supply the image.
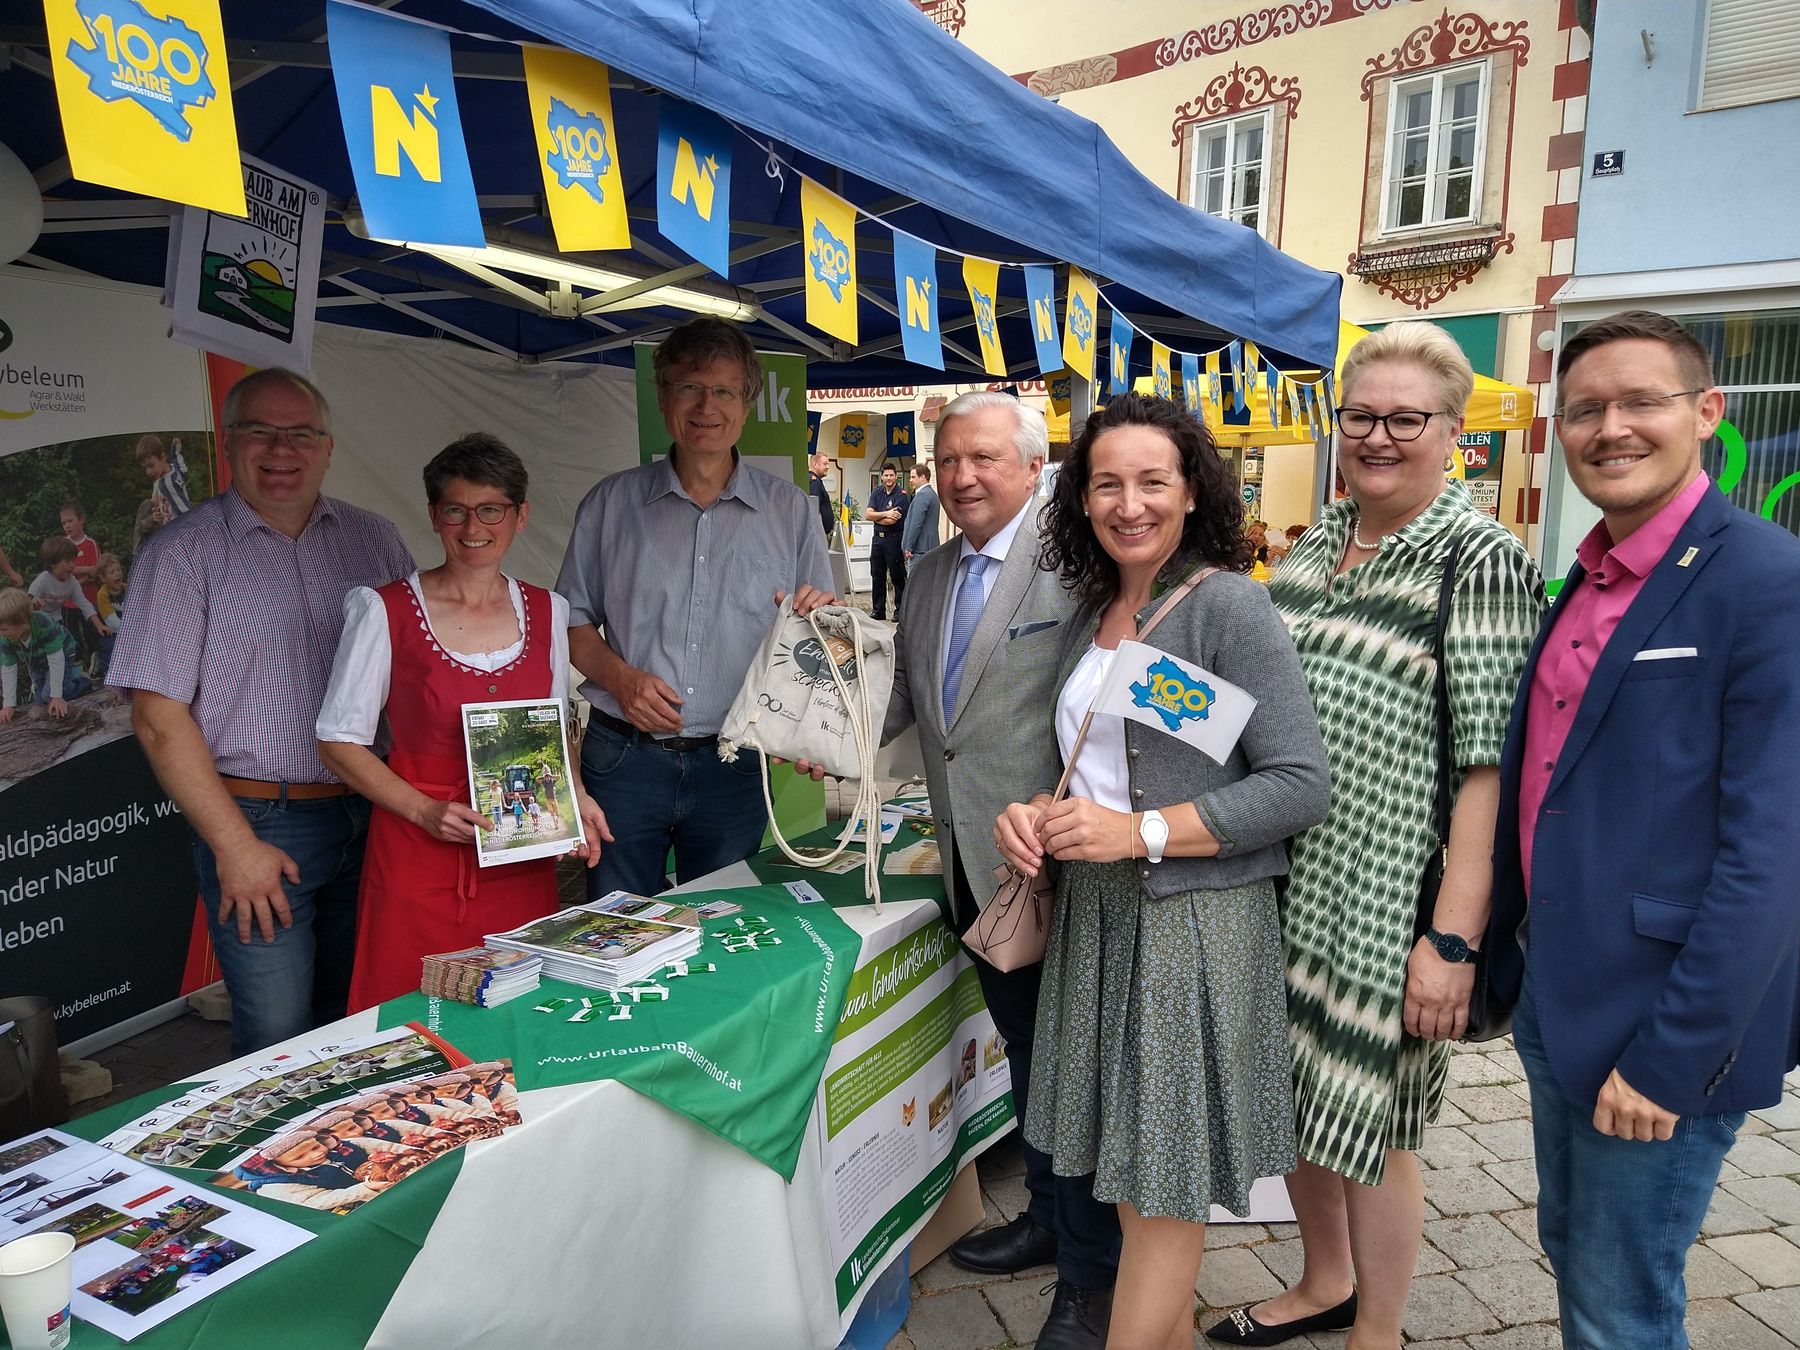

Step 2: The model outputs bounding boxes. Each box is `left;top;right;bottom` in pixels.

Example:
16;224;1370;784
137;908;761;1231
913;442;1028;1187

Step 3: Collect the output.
45;0;245;214
961;256;1007;377
1062;267;1100;383
1151;343;1172;400
1047;369;1073;419
838;412;869;459
802;178;858;344
522;45;629;251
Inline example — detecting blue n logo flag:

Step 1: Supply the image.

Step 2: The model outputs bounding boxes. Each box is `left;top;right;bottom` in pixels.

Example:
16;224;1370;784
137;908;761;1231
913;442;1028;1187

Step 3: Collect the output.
1108;308;1136;396
328;1;483;246
1220;375;1251;426
893;231;942;371
1265;365;1281;428
658;97;732;276
1226;340;1246;413
1181;353;1201;410
1023;265;1062;376
886;411;916;457
806;409;821;453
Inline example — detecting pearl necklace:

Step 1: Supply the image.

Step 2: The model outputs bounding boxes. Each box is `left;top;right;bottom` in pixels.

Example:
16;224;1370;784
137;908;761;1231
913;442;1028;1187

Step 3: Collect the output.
1351;517;1384;551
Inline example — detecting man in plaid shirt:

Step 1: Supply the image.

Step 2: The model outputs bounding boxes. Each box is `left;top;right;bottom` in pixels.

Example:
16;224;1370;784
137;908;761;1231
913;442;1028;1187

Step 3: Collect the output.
110;369;413;1055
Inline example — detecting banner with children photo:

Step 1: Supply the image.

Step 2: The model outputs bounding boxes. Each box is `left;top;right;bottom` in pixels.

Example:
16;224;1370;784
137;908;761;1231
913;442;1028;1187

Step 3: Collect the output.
0;269;217;1045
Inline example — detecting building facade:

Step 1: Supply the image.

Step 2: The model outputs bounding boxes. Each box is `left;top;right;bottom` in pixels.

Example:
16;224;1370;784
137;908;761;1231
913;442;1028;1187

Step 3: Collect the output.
1541;0;1800;576
937;0;1586;541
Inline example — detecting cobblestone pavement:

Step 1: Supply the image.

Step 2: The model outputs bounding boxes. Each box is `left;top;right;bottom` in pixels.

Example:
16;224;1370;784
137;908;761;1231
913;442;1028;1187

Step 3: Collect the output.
885;1041;1800;1350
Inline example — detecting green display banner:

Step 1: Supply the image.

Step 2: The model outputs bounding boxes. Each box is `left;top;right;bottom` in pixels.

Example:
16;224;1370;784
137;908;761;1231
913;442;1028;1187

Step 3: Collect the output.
378;883;860;1180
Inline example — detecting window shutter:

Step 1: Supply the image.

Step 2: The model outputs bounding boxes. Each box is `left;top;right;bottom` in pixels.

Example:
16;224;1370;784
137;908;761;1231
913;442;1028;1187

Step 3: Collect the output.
1701;0;1800;110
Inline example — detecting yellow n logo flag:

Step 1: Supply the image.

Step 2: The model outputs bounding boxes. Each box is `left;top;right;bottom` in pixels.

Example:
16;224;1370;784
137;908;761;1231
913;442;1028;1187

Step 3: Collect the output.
961;256;1007;377
802;179;858;344
1063;267;1099;383
45;0;246;214
523;46;629;251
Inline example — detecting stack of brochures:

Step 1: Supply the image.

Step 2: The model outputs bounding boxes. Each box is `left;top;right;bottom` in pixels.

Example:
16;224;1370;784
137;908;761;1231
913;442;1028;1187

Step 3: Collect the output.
421;946;542;1007
484;896;702;991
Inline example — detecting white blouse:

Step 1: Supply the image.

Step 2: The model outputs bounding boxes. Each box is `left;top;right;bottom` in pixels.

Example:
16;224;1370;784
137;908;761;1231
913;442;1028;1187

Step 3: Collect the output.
1055;643;1130;812
317;573;571;746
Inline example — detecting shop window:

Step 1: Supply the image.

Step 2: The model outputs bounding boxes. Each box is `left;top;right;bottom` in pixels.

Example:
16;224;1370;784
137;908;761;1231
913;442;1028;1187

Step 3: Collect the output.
1700;0;1800;111
1185;110;1272;236
1379;61;1488;233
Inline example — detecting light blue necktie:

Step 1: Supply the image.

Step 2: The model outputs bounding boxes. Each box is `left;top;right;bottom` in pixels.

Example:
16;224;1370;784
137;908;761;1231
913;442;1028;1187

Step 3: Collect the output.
941;554;992;716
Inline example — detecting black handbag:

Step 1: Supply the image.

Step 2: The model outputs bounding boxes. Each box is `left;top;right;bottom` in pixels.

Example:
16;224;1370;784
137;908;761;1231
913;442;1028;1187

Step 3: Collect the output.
1413;537;1512;1043
0;996;70;1139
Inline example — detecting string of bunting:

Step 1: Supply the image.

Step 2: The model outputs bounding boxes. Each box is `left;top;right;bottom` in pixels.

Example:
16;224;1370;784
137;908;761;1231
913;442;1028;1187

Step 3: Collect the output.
39;0;1333;436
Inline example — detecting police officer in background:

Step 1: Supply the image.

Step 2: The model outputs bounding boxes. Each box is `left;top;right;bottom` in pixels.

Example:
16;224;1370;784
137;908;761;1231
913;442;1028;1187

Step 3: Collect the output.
862;462;909;621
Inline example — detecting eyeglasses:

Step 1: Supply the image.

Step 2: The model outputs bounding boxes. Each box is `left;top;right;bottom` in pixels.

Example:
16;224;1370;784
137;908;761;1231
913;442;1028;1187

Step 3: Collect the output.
229;422;328;449
433;503;517;525
664;380;747;406
1336;408;1442;442
1555;389;1705;431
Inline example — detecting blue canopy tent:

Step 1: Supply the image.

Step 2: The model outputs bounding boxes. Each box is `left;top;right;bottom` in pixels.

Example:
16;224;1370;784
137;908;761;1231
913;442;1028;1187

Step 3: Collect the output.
0;0;1339;383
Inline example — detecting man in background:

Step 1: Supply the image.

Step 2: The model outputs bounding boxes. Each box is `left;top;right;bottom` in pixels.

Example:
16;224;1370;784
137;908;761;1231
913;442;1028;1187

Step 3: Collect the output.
902;462;939;565
862;462;908;621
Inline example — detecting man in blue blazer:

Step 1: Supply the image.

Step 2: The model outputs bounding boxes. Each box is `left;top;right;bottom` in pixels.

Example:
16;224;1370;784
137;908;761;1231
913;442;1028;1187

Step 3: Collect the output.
1485;310;1800;1348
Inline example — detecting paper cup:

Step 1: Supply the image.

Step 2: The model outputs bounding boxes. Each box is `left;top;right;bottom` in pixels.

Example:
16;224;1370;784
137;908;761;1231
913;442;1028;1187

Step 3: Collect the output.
0;1231;75;1350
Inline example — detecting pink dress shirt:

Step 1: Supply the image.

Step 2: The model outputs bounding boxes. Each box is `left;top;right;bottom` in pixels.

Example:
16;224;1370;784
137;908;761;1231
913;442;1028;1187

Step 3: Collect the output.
1518;472;1713;890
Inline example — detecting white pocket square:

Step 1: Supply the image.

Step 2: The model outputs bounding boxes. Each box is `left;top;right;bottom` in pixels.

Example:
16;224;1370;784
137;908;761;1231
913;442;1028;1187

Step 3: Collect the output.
1634;647;1698;661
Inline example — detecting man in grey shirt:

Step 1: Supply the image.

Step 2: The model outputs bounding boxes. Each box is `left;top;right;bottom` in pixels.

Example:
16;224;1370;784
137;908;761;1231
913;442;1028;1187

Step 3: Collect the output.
556;318;832;896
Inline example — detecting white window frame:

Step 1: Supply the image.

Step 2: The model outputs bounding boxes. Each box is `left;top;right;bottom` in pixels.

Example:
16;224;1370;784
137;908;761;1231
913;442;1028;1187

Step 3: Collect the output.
1185;108;1273;238
1377;59;1490;235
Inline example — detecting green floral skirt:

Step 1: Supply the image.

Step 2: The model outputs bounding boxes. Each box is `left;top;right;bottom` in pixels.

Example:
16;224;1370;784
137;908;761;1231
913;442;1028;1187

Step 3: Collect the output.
1025;860;1297;1222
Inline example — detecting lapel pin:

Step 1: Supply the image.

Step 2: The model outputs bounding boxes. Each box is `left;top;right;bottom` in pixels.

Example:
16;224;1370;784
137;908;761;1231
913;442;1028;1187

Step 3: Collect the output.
1676;546;1698;568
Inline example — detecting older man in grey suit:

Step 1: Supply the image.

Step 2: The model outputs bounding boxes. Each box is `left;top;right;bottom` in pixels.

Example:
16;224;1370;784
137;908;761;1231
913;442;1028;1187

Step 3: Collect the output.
884;392;1119;1350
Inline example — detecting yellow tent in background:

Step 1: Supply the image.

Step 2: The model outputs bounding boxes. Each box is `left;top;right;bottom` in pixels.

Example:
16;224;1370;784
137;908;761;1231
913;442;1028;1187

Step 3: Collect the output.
1046;320;1535;445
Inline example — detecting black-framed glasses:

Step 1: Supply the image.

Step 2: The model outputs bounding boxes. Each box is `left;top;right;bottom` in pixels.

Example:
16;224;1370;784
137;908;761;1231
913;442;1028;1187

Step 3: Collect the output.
433;503;517;525
1336;408;1441;442
1555;389;1706;431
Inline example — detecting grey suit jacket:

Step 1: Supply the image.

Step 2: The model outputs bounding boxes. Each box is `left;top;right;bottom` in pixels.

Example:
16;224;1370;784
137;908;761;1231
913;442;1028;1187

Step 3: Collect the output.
882;509;1073;917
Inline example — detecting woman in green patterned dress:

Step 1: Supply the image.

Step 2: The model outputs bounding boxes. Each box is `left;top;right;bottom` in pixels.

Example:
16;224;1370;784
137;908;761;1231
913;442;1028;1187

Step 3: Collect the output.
1207;325;1545;1349
997;394;1331;1350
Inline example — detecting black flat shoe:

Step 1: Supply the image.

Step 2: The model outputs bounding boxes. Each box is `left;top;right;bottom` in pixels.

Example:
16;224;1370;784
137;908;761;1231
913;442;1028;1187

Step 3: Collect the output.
947;1213;1057;1274
1203;1292;1357;1346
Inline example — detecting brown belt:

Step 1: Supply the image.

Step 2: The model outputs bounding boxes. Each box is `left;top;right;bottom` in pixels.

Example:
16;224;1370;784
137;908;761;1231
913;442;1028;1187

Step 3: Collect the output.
220;776;350;801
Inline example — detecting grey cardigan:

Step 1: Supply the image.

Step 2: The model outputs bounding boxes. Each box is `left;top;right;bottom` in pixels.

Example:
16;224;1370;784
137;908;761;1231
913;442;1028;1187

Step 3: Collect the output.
1047;569;1331;899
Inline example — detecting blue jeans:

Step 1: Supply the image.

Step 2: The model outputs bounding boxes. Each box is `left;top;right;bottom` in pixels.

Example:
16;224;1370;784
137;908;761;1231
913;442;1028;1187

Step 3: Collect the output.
27;656;89;704
580;720;769;898
1515;978;1742;1349
195;793;370;1057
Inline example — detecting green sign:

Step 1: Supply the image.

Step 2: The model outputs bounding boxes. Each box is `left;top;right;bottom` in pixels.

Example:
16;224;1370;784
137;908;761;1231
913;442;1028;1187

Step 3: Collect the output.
1457;431;1498;478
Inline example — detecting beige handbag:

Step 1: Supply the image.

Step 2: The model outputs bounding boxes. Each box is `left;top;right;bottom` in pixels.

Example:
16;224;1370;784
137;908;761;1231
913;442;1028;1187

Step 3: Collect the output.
964;567;1217;971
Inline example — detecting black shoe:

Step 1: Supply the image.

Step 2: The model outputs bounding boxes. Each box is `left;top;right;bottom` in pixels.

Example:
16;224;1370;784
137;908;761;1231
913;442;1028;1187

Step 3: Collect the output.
1035;1280;1111;1350
1204;1292;1357;1346
947;1213;1056;1275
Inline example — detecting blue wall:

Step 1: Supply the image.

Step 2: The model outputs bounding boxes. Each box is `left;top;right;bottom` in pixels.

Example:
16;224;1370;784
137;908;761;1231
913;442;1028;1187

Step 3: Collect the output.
1577;1;1800;277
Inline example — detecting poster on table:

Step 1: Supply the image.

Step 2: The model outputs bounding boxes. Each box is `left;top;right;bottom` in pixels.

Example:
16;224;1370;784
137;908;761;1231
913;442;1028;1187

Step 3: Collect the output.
816;906;1013;1315
460;698;584;866
0;269;214;1045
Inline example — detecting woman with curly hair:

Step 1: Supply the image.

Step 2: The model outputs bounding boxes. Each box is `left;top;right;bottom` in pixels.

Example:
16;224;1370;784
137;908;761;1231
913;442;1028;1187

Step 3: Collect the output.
994;393;1331;1350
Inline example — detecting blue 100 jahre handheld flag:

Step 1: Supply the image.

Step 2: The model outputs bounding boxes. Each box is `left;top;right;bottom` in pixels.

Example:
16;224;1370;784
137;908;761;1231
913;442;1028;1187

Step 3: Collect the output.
657;96;732;276
1095;640;1257;766
327;1;484;246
